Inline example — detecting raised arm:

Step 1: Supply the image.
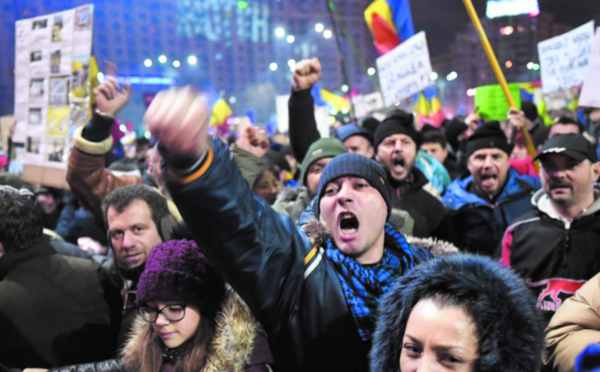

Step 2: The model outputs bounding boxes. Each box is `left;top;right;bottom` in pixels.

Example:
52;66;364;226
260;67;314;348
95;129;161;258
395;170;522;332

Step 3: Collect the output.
146;88;310;330
66;78;134;220
289;58;322;163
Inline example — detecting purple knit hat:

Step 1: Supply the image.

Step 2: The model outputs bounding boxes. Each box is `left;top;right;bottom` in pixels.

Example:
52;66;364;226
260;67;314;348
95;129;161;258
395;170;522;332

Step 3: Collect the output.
136;239;225;319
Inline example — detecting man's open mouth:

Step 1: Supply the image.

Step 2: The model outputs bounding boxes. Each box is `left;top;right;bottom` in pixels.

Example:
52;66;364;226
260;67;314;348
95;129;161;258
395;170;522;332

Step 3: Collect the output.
392;158;405;168
340;212;359;234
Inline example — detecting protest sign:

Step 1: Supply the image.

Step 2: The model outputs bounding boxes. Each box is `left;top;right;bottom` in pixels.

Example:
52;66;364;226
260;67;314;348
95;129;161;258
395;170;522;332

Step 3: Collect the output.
276;95;330;138
351;92;385;118
474;83;522;121
538;21;595;94
376;31;432;107
579;27;600;107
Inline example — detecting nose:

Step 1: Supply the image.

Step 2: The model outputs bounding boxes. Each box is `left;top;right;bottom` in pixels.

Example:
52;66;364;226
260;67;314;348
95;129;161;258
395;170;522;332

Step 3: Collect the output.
336;182;354;205
122;230;136;249
416;354;435;372
393;140;403;152
483;155;493;168
155;312;170;326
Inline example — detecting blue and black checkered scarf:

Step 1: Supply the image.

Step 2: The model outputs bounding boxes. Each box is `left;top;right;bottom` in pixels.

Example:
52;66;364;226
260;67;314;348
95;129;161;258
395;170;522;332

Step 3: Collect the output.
326;224;416;341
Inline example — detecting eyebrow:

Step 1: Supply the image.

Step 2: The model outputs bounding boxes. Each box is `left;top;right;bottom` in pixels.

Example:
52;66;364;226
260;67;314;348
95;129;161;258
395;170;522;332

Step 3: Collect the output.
405;334;466;352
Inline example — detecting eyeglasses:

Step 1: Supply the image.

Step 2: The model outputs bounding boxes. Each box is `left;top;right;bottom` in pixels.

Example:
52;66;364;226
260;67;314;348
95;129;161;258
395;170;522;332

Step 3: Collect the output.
139;304;187;323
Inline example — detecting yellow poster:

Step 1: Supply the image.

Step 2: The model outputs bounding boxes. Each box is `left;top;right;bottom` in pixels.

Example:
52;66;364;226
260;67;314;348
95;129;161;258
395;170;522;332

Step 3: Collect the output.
46;106;70;139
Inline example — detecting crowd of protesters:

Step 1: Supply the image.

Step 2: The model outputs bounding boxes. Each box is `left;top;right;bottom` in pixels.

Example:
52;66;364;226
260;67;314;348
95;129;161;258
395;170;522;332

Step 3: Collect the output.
2;55;600;372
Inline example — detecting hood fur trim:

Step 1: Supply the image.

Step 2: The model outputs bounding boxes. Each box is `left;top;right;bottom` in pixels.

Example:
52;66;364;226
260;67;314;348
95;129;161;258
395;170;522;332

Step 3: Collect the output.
122;285;263;371
303;219;459;257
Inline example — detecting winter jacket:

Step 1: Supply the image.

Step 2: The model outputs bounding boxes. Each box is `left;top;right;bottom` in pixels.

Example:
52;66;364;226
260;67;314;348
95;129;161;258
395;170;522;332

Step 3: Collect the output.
66;114;181;222
441;167;540;256
55;202;108;246
500;187;600;326
48;286;273;372
544;272;600;372
389;166;447;238
0;236;122;369
163;139;448;372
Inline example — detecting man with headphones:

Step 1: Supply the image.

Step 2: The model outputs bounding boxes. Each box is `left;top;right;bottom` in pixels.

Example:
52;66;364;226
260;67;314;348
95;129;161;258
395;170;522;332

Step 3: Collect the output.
100;184;174;349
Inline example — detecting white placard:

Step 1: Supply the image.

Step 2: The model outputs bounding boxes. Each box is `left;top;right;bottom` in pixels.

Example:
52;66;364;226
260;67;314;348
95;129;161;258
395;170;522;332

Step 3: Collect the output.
275;95;329;138
351;92;385;118
376;31;432;107
579;27;600;107
538;21;595;94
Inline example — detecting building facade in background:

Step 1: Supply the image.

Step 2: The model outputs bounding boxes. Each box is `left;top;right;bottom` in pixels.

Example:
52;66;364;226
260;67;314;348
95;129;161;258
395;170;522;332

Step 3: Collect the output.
0;0;378;125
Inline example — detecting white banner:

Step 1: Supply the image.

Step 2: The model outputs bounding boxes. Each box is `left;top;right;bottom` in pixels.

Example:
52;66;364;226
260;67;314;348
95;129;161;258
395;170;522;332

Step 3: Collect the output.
351;92;385;118
579;27;600;107
538;21;595;94
376;31;432;107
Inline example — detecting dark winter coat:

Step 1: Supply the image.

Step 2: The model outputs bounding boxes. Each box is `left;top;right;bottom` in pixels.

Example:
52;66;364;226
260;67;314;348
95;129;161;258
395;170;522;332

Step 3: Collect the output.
500;187;600;326
441;167;540;256
163;139;449;372
0;236;122;369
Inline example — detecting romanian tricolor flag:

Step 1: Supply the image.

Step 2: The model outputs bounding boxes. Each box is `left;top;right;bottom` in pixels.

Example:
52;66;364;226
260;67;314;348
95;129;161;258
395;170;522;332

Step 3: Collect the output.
364;0;415;55
412;86;445;127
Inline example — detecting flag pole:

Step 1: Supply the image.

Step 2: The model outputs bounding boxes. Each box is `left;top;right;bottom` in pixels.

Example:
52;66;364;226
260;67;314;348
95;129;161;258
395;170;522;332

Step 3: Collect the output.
462;0;539;171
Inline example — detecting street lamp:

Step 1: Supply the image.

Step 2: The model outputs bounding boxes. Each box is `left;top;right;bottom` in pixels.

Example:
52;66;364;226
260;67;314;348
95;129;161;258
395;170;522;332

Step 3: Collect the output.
367;67;376;76
275;27;285;38
269;62;278;71
187;55;198;65
446;71;458;81
430;72;438;81
158;55;167;64
172;60;181;68
315;23;324;32
323;29;333;39
144;59;153;67
286;35;295;44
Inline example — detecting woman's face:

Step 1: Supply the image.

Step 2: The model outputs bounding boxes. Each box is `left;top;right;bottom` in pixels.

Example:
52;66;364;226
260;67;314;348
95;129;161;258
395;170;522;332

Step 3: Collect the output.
253;170;280;205
150;301;201;349
400;299;478;372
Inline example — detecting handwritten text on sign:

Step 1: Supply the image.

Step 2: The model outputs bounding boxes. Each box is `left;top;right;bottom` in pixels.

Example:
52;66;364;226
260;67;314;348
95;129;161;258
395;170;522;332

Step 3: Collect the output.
538;21;595;94
579;27;600;107
376;31;432;106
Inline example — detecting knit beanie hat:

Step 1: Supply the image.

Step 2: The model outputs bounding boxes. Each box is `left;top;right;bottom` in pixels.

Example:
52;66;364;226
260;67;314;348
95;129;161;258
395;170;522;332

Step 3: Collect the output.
443;118;468;151
374;110;419;150
300;138;347;187
314;153;391;219
336;124;373;144
521;100;539;122
466;121;511;158
137;239;226;319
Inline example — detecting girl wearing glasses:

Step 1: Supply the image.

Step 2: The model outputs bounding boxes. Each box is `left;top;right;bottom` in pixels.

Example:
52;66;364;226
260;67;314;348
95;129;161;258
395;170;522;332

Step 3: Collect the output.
40;239;272;372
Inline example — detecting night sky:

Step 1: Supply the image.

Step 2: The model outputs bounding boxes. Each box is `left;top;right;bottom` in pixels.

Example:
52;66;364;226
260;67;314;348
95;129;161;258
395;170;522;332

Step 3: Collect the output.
410;0;600;56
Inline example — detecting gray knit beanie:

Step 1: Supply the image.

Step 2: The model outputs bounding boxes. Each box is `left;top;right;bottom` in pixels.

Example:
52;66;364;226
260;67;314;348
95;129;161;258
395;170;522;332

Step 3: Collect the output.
314;153;391;219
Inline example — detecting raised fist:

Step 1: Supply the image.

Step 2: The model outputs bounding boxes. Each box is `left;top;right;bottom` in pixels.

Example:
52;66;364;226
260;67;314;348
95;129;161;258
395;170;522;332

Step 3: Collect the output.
507;107;527;130
94;77;131;117
236;117;269;158
293;58;322;91
144;87;210;165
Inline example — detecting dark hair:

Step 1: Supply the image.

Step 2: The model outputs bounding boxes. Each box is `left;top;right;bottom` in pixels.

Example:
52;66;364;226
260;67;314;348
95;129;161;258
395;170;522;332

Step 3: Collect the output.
555;116;584;133
371;254;543;372
0;189;44;251
101;184;170;235
420;128;448;148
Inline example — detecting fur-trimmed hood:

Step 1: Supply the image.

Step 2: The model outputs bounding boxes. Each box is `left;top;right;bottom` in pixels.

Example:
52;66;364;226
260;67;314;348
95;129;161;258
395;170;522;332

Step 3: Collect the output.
370;254;543;372
122;285;269;371
302;219;459;257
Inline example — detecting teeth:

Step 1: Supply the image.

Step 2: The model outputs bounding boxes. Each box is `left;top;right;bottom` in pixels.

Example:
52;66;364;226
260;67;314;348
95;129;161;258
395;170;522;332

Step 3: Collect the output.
341;227;357;234
341;212;354;219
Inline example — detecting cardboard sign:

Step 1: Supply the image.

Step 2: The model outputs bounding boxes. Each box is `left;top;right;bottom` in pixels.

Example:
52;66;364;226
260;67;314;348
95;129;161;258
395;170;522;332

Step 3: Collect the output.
579;27;600;107
376;31;433;107
538;21;595;94
474;83;522;121
351;92;385;118
276;95;330;138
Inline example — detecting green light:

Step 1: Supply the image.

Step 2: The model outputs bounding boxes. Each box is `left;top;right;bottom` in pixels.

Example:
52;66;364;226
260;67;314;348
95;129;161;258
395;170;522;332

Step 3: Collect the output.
237;1;248;9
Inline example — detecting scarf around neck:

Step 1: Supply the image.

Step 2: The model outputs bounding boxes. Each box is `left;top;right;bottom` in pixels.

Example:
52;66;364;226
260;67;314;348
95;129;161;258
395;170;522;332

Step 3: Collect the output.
325;223;416;341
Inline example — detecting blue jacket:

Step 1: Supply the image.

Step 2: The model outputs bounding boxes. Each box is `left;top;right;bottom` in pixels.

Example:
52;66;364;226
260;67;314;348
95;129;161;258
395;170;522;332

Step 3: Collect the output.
441;168;540;256
165;139;431;372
